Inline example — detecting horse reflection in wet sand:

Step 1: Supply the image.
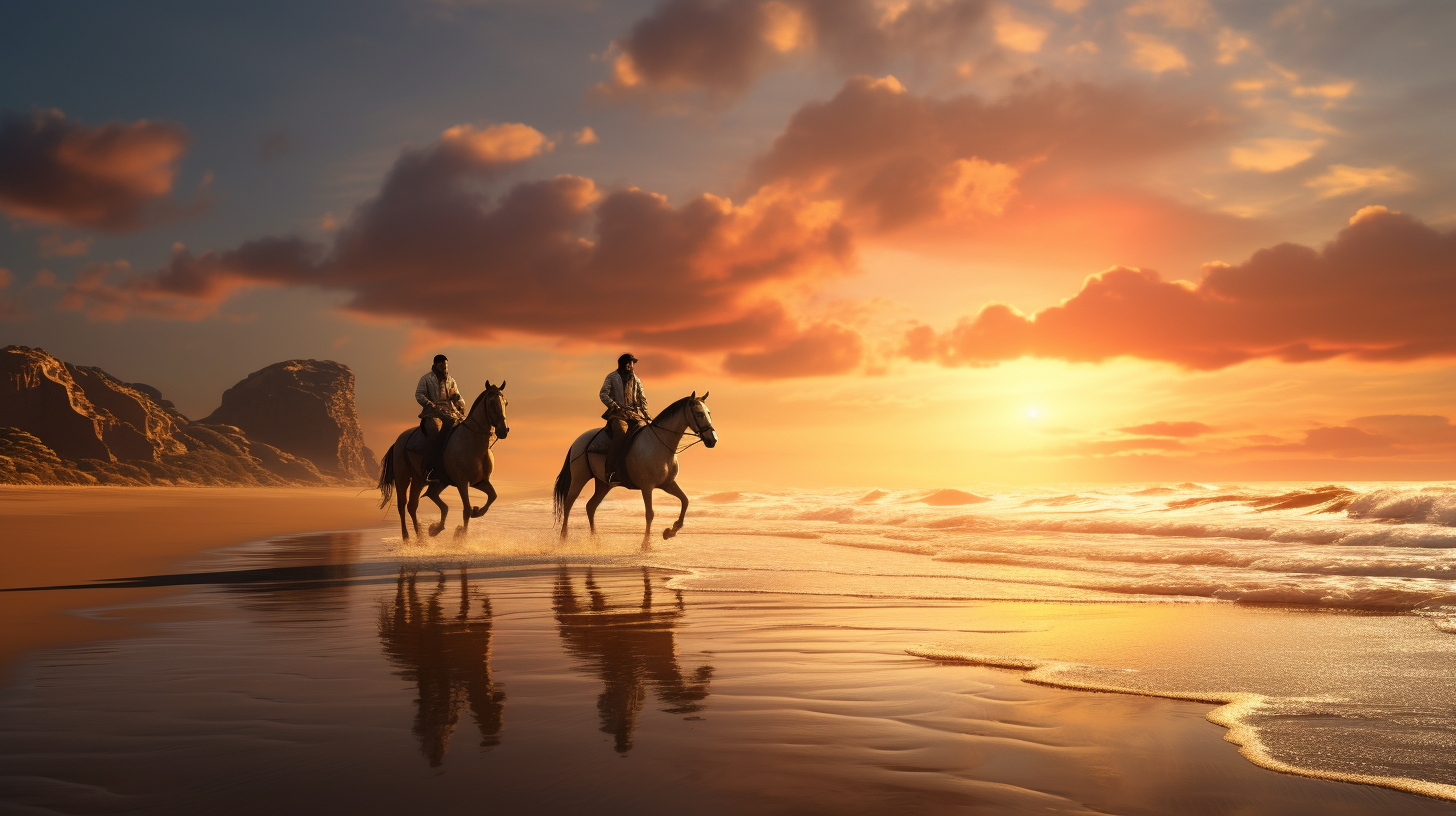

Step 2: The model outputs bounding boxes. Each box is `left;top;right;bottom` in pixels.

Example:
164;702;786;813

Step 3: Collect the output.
377;568;505;766
552;566;713;753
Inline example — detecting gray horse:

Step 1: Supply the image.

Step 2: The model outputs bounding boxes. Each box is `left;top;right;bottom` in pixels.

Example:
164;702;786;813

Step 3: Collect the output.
378;382;509;539
553;392;716;544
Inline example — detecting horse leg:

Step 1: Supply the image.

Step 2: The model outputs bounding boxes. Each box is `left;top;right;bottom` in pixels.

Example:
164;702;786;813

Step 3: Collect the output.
640;488;655;546
425;481;449;537
659;479;689;540
584;479;611;535
470;479;496;518
396;464;410;541
454;481;472;536
408;480;424;538
560;471;589;538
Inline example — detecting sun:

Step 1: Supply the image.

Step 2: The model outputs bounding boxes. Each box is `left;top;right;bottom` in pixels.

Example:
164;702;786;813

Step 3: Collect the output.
1025;406;1042;419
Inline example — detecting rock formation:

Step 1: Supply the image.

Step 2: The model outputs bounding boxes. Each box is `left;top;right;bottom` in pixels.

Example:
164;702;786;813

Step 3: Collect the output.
0;346;374;487
200;360;375;482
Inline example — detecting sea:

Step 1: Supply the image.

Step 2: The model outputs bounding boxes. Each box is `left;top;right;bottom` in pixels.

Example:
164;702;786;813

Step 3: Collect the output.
472;480;1456;798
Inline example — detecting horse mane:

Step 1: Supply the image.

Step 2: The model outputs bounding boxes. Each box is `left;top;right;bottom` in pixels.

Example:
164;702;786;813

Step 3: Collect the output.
468;385;498;416
651;395;696;425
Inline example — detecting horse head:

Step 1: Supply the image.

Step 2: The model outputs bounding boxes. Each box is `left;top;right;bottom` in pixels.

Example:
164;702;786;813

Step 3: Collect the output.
689;390;716;448
483;380;510;439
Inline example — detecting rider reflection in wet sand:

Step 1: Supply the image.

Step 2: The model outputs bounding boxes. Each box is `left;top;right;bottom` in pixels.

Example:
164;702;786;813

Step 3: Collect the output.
552;566;713;753
377;568;505;766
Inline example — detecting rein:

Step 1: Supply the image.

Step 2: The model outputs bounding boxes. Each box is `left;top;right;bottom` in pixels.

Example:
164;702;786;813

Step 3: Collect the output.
462;393;505;447
647;402;712;455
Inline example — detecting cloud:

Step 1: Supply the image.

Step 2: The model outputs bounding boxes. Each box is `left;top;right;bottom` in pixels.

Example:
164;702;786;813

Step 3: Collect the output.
748;75;1230;231
722;321;863;378
1239;416;1455;458
1117;421;1214;437
1229;137;1323;172
0;108;191;231
1125;32;1188;73
37;231;92;257
58;122;862;379
901;207;1456;370
1125;0;1210;29
992;8;1047;53
595;0;990;100
1057;437;1187;456
1305;164;1412;199
574;126;599;145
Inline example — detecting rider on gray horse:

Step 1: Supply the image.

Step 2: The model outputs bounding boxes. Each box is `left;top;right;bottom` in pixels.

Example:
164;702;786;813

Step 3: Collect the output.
416;353;465;483
600;353;649;485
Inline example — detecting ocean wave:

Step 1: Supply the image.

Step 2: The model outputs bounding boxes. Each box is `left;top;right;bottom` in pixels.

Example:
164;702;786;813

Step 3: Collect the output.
902;646;1456;802
1348;487;1456;526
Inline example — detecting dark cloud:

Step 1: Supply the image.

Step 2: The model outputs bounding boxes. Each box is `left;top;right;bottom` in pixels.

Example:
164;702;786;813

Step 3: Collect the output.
903;207;1456;370
0;109;190;231
598;0;990;100
59;123;862;379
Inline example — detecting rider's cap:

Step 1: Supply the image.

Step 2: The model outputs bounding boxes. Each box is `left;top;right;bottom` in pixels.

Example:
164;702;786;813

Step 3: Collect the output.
618;352;638;365
433;354;448;364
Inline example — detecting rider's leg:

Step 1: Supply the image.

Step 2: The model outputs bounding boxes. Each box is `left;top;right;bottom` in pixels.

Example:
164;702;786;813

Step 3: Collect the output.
604;416;629;483
425;416;455;482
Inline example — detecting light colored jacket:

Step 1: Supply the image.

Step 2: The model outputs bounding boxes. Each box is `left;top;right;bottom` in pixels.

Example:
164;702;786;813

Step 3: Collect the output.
600;370;648;420
416;371;464;420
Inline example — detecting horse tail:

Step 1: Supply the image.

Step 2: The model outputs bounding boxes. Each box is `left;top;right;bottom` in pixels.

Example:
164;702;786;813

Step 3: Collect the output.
552;450;572;523
378;444;396;509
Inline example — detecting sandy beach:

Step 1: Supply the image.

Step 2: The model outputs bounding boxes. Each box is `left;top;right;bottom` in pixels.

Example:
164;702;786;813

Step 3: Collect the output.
3;484;1456;814
0;486;387;683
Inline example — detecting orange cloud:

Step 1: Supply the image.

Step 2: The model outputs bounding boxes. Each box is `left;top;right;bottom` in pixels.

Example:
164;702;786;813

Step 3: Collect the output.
0;108;190;231
1117;421;1214;437
596;0;990;100
903;207;1456;370
1238;416;1456;459
723;321;863;378
59;122;862;379
749;75;1231;232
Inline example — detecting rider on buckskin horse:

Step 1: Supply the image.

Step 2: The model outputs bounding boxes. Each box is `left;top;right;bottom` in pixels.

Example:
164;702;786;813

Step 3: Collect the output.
600;352;649;485
416;354;466;483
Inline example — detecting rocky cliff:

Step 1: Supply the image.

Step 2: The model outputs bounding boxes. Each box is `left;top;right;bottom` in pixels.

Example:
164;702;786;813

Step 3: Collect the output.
0;346;374;487
200;360;375;482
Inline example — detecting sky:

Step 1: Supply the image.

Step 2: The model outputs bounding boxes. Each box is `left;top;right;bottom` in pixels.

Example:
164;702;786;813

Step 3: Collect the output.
1;0;1452;487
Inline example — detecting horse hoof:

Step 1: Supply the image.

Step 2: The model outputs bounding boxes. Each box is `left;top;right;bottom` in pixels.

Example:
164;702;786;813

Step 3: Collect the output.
662;527;677;539
471;506;487;519
428;524;444;537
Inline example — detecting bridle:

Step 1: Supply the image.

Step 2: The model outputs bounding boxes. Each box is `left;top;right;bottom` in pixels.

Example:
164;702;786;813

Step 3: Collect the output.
463;391;507;448
648;399;714;454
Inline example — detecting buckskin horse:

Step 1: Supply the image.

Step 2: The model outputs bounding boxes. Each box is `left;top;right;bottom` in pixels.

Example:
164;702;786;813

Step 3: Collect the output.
378;381;509;539
553;392;717;544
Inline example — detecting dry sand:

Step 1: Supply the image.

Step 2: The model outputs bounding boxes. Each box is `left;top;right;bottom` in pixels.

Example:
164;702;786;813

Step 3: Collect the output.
0;486;387;683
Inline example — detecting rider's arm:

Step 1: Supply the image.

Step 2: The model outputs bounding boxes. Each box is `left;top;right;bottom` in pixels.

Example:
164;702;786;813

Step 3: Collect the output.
599;374;619;413
415;374;432;408
635;377;649;418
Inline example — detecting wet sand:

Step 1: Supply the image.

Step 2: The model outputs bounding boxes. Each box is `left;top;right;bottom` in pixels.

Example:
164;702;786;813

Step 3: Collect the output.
0;486;386;683
3;493;1456;814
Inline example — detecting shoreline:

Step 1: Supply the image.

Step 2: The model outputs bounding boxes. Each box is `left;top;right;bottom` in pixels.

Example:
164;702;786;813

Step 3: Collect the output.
907;647;1456;803
0;485;390;683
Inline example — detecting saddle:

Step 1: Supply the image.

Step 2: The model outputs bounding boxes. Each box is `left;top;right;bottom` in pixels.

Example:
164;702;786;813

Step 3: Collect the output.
406;423;464;485
588;421;650;488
